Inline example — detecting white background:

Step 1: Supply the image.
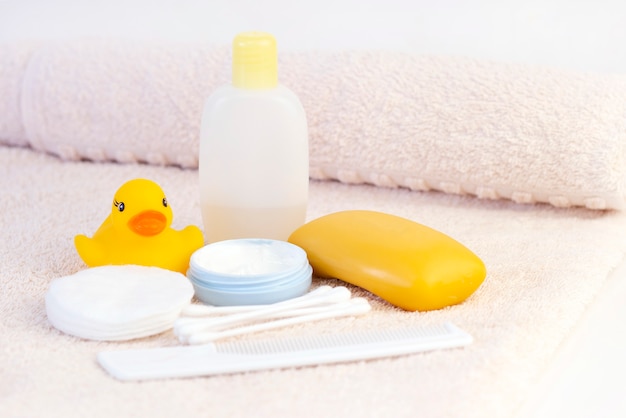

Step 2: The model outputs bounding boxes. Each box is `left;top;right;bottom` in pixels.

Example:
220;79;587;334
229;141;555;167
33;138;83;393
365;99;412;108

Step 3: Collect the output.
1;0;626;74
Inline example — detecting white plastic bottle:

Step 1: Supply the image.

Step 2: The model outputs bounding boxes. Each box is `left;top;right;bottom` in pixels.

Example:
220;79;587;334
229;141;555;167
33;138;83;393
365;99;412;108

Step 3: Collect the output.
199;32;309;243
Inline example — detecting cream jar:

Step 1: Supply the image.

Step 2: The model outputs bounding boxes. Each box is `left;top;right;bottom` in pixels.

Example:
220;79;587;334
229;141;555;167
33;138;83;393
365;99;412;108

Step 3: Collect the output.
187;239;312;306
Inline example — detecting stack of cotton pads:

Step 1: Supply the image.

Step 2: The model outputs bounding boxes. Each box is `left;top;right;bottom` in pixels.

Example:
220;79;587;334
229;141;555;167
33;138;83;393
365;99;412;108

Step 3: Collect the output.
45;265;195;341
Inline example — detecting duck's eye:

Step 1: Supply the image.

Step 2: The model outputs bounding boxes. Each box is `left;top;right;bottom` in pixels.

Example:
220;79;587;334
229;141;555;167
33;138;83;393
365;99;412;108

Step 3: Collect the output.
162;198;168;208
114;200;125;212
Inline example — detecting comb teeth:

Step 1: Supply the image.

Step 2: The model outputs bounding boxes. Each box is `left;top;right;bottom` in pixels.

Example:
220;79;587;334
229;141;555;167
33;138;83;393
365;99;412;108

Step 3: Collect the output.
98;322;472;380
215;323;464;355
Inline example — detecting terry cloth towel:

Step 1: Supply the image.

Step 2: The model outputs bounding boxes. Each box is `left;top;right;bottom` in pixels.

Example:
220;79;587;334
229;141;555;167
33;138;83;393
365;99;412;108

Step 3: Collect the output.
0;41;39;147
3;145;626;418
3;40;626;209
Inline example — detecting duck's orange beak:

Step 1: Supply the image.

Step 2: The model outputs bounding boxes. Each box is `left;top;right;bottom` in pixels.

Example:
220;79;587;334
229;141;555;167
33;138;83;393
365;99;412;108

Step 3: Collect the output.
128;210;167;236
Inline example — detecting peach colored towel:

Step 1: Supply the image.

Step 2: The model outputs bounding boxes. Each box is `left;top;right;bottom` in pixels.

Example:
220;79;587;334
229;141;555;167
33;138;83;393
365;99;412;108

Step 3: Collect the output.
3;144;626;418
2;40;626;209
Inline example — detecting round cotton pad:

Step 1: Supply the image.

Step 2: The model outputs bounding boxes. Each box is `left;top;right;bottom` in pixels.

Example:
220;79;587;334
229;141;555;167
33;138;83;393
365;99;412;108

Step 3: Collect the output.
45;265;194;341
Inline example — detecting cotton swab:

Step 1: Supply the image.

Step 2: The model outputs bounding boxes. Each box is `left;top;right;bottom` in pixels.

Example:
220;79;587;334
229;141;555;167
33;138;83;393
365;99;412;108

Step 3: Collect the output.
179;285;336;317
176;298;368;338
174;286;352;337
176;304;352;333
184;297;372;345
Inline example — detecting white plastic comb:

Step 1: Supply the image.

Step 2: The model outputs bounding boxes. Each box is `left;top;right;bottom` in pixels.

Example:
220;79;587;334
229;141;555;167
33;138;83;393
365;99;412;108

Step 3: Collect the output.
97;322;473;381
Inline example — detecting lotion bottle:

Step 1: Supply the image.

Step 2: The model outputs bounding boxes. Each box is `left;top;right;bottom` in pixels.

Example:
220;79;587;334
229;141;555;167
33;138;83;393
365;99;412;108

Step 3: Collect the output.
199;32;308;243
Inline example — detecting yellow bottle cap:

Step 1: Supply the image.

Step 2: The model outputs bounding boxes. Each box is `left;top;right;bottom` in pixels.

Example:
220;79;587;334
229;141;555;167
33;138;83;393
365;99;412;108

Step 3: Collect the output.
232;32;278;89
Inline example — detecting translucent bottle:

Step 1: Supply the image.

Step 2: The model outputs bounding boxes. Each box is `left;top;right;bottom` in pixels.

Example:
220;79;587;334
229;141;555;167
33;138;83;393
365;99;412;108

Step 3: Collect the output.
199;32;309;243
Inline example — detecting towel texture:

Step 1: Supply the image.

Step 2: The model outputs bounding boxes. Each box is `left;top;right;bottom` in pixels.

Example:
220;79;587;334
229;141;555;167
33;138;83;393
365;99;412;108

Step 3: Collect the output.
0;41;39;147
2;146;626;418
3;39;626;209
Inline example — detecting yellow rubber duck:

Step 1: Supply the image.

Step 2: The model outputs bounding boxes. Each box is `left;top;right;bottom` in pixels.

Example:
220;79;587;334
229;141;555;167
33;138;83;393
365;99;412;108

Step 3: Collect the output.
74;178;204;274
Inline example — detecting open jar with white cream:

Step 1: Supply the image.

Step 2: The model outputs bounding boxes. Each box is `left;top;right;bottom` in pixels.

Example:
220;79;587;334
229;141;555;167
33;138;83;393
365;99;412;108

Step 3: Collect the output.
187;239;312;306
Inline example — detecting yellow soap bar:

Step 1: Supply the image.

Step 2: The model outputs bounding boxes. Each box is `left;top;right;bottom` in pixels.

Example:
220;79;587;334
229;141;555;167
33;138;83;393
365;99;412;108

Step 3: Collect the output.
288;210;486;311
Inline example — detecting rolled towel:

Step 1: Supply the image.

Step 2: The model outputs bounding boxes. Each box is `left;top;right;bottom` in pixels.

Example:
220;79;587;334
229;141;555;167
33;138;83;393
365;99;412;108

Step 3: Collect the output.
0;41;40;146
7;40;626;209
20;41;229;167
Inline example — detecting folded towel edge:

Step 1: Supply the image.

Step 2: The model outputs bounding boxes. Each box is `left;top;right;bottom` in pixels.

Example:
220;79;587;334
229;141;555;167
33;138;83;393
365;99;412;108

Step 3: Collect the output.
310;164;623;211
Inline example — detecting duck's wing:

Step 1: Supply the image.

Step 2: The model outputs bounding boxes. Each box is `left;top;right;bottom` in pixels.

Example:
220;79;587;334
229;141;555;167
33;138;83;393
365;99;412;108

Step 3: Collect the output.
74;235;107;267
181;225;204;249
